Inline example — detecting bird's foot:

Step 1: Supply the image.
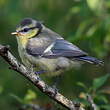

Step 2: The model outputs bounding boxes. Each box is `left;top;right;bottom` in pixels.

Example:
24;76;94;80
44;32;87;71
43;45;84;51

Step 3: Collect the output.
35;70;46;75
34;70;46;81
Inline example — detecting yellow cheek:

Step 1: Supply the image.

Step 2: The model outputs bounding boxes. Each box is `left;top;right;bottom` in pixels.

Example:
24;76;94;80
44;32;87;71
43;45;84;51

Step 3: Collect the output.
26;29;38;38
16;29;38;47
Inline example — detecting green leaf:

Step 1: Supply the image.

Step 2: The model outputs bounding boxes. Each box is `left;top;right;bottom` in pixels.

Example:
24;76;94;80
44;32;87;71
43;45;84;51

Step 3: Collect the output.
10;94;23;104
0;86;3;94
93;74;110;90
86;25;98;37
95;94;108;104
86;0;103;14
71;7;80;14
77;82;88;90
73;98;89;106
87;0;99;10
24;89;37;102
101;105;110;110
104;33;110;51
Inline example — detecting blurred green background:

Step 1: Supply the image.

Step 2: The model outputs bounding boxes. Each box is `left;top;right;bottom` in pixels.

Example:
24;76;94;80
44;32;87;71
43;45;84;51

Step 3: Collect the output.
0;0;110;110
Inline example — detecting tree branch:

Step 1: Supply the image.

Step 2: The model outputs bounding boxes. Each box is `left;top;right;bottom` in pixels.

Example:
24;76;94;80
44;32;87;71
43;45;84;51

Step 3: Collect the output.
0;44;85;110
87;94;98;110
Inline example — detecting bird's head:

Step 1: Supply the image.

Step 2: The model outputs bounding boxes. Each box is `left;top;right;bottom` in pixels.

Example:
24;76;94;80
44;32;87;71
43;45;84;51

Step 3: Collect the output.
11;18;43;39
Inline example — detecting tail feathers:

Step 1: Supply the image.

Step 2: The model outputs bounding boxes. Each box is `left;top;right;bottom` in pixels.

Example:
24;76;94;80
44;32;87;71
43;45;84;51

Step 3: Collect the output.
76;56;104;66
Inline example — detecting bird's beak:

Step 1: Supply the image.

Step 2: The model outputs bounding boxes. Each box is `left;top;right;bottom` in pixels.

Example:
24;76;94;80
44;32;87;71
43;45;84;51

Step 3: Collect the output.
11;32;18;35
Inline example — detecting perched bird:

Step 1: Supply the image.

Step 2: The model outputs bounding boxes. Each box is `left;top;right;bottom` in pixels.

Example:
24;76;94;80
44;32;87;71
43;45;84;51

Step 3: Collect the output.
11;18;103;76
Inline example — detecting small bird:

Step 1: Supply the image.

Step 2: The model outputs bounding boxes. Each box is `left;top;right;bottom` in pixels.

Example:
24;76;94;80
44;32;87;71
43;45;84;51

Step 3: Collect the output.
11;18;103;76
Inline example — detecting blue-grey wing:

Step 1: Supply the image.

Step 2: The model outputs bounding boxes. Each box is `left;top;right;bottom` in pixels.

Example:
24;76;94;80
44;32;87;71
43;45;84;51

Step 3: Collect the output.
42;39;87;58
26;38;103;66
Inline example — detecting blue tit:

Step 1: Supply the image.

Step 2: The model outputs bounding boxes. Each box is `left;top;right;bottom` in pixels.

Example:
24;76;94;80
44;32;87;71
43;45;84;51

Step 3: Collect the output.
11;18;103;76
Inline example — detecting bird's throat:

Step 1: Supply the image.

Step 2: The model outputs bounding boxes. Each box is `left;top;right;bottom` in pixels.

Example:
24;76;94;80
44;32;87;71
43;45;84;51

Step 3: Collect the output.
16;36;28;48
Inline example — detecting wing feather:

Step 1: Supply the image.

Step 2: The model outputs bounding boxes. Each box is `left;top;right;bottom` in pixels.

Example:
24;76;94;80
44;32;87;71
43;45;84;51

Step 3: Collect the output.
42;39;87;58
26;38;87;58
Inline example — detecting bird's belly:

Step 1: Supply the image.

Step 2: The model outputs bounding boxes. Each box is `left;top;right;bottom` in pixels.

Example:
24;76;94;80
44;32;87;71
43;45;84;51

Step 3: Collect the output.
25;54;81;76
18;47;81;76
26;56;70;76
18;47;57;73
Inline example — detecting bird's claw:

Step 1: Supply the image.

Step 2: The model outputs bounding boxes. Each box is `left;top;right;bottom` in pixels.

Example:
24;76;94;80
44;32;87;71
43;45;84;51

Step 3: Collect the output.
35;70;46;75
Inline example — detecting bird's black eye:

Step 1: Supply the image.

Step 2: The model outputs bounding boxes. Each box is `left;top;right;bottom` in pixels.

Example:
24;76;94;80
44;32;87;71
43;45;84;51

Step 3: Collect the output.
21;28;30;32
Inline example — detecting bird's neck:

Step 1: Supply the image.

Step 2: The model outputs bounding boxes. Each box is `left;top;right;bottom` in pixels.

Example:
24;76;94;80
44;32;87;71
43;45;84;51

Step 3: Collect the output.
16;36;28;49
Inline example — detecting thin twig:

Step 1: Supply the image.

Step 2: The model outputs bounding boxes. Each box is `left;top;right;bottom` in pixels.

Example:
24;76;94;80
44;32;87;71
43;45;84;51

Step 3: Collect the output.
0;44;85;110
87;94;98;110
